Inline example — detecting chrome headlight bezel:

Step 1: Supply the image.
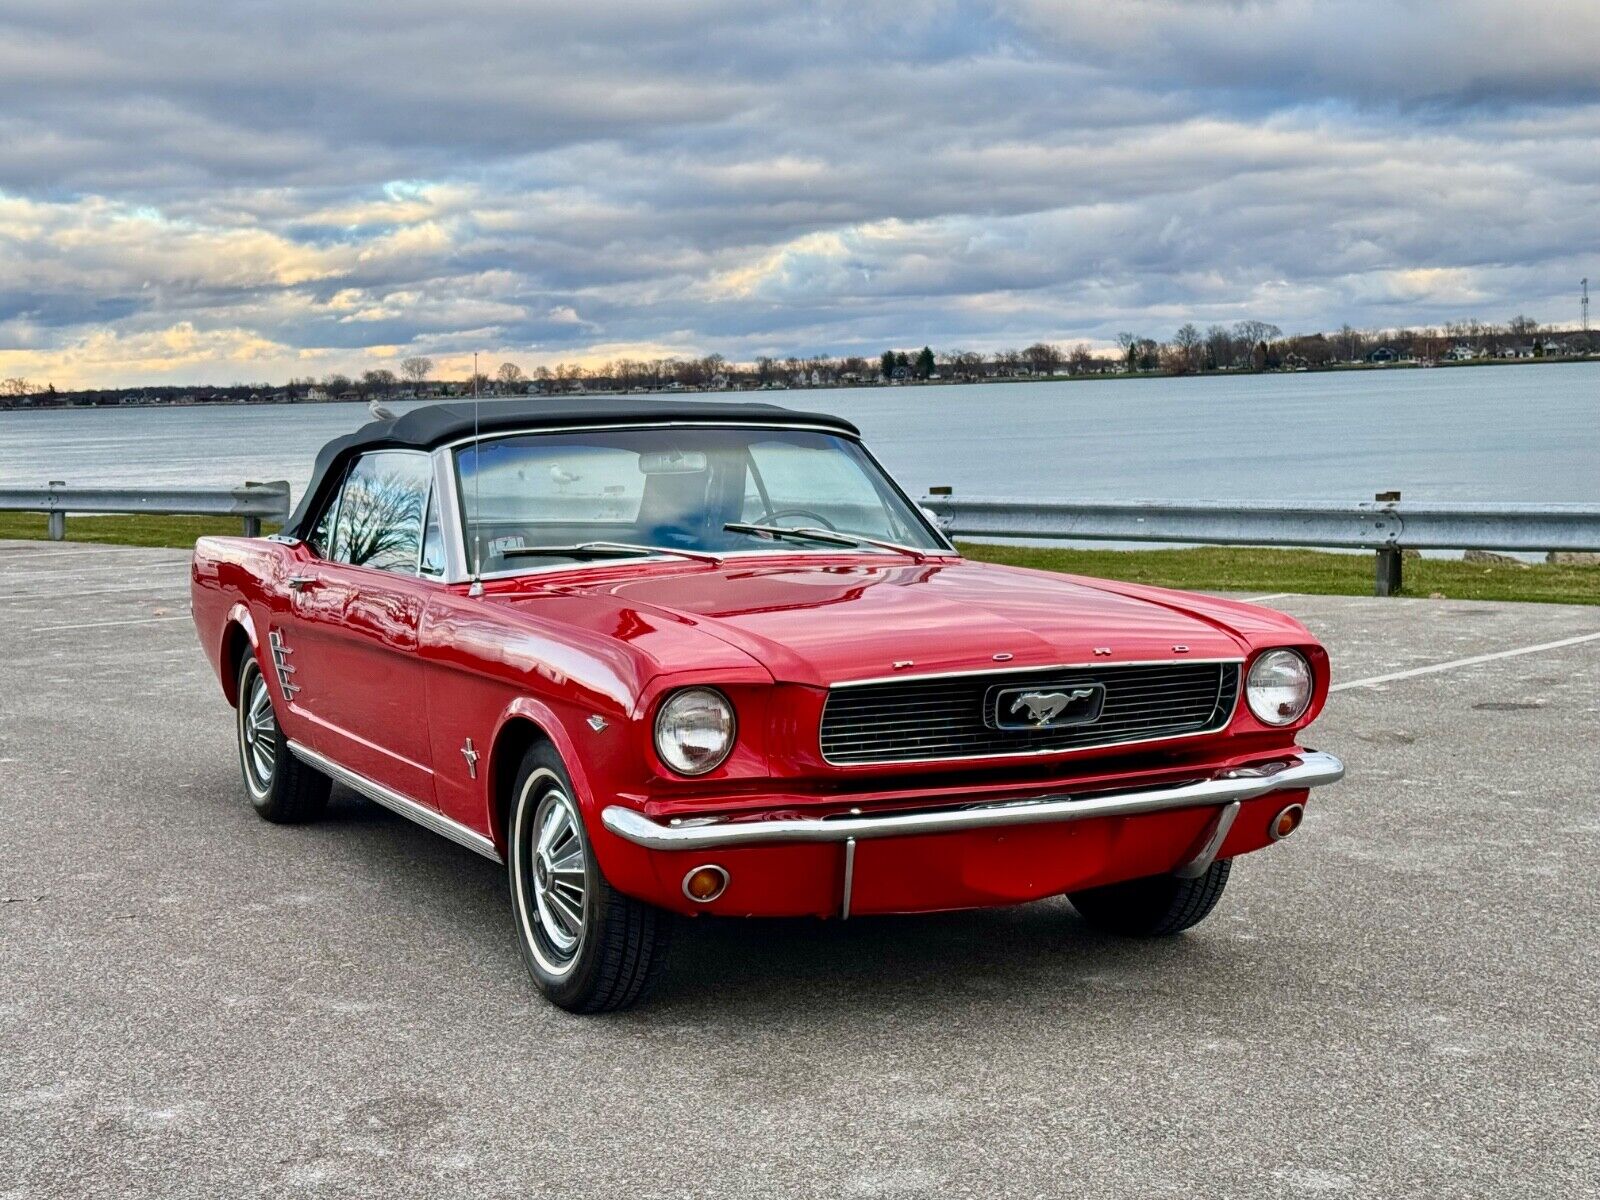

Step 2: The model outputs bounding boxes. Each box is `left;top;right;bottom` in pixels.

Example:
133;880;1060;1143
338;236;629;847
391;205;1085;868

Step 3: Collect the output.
653;687;737;776
1246;649;1314;726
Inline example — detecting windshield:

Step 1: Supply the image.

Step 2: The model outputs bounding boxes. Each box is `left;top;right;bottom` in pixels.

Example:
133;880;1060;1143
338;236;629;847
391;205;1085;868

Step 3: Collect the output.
454;427;945;572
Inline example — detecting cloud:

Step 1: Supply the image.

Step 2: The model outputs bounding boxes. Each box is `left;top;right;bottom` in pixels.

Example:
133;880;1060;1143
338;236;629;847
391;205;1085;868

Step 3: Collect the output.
0;0;1596;386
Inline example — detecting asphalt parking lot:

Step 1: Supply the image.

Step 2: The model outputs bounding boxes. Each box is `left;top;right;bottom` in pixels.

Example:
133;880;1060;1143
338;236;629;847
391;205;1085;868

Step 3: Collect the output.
2;540;1597;1199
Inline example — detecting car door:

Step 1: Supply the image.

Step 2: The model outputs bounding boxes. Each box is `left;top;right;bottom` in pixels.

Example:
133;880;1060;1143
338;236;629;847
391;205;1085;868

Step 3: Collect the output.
279;449;442;804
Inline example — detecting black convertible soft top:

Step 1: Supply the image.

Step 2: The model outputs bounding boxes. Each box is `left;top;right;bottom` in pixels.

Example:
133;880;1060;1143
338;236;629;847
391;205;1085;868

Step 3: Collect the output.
283;396;861;538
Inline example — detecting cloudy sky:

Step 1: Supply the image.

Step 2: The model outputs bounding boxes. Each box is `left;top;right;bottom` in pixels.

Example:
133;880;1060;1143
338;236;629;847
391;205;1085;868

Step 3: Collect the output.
2;1;1598;388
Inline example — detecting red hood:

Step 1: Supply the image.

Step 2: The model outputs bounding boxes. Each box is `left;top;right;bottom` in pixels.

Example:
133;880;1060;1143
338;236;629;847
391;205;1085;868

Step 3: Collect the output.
560;556;1256;687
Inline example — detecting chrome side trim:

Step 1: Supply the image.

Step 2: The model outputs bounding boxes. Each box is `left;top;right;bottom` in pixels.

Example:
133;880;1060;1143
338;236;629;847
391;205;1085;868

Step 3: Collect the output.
600;751;1344;851
286;740;503;864
832;656;1243;689
1173;800;1240;879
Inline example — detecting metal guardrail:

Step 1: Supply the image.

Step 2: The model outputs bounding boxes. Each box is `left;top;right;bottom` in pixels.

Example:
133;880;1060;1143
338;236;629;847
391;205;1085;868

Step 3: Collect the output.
0;481;292;539
921;492;1600;595
2;480;1593;598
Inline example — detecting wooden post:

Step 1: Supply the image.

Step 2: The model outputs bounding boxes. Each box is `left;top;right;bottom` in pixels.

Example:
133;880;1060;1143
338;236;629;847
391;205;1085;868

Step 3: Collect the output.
1373;490;1401;596
242;516;261;537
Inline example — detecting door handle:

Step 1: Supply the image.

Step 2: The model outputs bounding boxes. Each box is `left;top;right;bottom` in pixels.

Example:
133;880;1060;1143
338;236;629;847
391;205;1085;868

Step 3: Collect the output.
287;575;319;592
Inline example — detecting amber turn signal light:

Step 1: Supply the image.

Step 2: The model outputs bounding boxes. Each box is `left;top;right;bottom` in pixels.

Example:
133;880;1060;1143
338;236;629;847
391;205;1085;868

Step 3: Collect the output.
1269;803;1305;841
681;864;729;903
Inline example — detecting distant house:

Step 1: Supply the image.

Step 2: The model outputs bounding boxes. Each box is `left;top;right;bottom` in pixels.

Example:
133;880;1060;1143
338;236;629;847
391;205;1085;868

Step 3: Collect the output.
1502;344;1536;360
1367;346;1399;363
306;387;329;401
1443;343;1478;362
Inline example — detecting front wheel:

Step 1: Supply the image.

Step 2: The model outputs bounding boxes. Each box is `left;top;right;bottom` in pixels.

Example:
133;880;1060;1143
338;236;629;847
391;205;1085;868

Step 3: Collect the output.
508;745;672;1013
235;653;329;823
1068;859;1232;936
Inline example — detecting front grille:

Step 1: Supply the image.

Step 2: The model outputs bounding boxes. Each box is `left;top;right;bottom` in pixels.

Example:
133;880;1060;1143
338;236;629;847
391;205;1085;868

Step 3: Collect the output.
819;661;1240;765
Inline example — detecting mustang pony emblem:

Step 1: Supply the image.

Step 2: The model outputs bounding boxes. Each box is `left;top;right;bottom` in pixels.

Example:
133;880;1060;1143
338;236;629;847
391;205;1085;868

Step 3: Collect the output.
1009;687;1100;727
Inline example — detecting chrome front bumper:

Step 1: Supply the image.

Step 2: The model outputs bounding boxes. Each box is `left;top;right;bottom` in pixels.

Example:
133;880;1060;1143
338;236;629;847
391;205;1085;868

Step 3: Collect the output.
601;750;1345;851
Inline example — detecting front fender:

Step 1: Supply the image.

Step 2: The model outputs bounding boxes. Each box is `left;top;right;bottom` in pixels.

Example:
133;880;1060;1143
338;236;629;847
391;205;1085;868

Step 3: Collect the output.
489;694;666;901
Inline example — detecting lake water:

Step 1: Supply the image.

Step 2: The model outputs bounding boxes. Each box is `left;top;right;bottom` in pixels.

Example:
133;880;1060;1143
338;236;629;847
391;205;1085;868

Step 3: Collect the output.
1;363;1595;505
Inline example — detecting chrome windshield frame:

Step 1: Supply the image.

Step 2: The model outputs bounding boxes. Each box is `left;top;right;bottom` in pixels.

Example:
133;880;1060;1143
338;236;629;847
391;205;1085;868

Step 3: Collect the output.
436;420;957;585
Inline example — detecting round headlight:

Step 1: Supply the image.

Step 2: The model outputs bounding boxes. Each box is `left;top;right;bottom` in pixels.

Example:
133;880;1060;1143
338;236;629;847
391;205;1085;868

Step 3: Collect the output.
1246;649;1313;726
654;688;736;775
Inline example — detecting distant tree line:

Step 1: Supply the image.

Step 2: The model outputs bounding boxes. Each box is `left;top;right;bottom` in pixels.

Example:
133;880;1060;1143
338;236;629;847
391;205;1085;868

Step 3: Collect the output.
4;314;1595;408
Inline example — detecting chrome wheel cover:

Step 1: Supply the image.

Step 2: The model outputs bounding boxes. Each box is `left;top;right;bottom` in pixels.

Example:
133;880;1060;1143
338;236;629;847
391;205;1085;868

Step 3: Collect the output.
238;664;277;799
512;769;589;977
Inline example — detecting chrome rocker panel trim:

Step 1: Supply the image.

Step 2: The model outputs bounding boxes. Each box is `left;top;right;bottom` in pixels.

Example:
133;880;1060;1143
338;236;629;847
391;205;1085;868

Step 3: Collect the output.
286;740;503;864
601;750;1344;851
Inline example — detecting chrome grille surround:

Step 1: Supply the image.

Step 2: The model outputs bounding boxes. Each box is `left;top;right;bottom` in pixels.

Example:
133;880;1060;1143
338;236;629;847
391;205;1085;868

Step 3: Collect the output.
819;659;1242;766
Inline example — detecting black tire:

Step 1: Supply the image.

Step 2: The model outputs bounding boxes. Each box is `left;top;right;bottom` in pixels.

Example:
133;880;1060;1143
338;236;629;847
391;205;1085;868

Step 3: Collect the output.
507;743;672;1013
236;652;329;824
1068;859;1232;937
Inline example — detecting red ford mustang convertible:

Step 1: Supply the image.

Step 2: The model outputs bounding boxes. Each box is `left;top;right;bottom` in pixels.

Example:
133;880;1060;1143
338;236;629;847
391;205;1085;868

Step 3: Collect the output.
192;399;1342;1012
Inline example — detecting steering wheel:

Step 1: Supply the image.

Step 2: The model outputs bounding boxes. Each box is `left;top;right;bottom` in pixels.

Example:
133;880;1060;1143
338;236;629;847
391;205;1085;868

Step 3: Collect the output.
759;507;839;531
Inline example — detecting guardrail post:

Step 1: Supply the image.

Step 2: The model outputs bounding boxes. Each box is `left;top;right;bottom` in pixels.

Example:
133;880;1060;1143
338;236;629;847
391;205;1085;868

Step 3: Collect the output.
239;480;291;536
1373;490;1402;596
46;481;65;540
1374;548;1402;597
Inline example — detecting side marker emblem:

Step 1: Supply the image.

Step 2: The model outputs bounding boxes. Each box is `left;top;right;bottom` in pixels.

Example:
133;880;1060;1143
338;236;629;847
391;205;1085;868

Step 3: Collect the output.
460;738;479;779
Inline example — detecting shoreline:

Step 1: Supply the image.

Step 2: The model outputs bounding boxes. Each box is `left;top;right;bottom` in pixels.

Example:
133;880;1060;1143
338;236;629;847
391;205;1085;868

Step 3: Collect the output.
2;353;1595;413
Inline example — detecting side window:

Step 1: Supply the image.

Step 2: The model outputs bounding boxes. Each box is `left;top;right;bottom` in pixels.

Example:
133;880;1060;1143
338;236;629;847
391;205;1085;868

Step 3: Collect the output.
330;451;432;572
419;489;445;576
307;489;340;558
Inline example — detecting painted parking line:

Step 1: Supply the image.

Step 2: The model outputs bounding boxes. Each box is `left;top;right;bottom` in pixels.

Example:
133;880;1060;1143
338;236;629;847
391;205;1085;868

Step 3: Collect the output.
0;546;172;562
1240;592;1298;603
1331;630;1600;692
1;564;185;585
1;582;191;603
27;614;193;634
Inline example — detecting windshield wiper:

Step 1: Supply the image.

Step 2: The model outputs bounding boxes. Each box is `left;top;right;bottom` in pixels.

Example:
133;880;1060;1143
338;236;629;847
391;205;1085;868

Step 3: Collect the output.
501;541;723;564
724;522;933;563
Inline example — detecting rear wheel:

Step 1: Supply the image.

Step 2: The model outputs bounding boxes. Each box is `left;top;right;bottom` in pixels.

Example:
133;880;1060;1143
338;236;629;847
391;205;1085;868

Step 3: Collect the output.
508;744;671;1012
1068;859;1232;936
235;653;329;823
